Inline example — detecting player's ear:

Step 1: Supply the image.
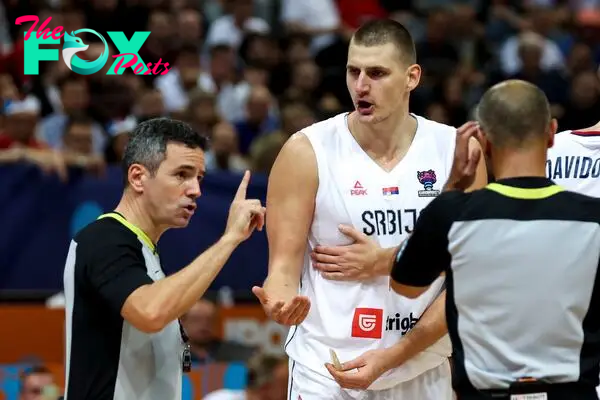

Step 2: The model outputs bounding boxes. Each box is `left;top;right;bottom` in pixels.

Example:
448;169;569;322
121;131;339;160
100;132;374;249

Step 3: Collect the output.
547;118;557;148
406;64;421;92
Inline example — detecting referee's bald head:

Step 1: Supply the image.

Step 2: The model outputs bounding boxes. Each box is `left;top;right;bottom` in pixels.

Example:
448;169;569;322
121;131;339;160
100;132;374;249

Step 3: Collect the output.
476;80;554;148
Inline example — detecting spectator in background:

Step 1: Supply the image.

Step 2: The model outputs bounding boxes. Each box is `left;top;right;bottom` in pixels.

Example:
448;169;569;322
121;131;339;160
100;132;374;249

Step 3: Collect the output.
61;114;105;176
37;75;106;156
180;297;257;364
0;95;44;150
281;60;322;106
104;116;136;164
204;353;289;400
234;85;278;155
134;88;166;123
559;69;600;129
498;5;567;76
248;132;286;174
205;0;270;50
205;121;249;172
186;90;222;138
19;366;60;400
176;7;205;47
155;44;205;113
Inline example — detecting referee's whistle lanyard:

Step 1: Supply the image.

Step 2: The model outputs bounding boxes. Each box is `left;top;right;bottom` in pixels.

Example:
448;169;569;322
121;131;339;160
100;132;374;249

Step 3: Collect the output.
180;322;211;397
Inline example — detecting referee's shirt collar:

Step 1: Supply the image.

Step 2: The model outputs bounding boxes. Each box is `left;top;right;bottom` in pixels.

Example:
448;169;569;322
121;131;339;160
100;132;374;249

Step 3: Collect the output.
493;176;555;188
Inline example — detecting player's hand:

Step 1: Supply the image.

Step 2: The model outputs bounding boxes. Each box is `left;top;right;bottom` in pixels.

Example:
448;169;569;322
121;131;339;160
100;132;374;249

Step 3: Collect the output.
444;121;483;192
325;349;394;390
224;170;266;244
311;225;383;281
252;285;310;326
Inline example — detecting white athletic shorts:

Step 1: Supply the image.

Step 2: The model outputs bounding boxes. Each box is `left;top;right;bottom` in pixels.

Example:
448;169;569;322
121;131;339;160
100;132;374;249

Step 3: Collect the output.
287;359;453;400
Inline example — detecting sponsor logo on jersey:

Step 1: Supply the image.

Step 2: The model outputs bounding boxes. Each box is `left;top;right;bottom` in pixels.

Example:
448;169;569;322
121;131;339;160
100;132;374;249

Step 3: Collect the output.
386;312;420;335
417;169;440;197
382;186;399;196
350;180;367;196
351;307;383;339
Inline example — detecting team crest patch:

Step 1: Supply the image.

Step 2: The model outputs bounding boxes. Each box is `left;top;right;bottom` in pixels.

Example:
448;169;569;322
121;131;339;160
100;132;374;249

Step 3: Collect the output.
417;170;440;197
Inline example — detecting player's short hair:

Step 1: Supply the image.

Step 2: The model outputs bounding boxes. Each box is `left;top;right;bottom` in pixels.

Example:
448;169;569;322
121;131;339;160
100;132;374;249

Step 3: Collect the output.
122;117;208;185
246;353;287;389
19;365;53;393
351;19;416;65
475;80;551;148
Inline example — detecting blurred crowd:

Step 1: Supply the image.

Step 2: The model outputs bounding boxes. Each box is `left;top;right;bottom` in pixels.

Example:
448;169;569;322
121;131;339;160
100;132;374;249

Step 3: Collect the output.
0;0;599;182
2;1;600;398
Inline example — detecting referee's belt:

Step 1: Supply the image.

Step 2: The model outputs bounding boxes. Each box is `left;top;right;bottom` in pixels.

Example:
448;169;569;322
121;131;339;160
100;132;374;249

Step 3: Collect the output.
463;379;597;400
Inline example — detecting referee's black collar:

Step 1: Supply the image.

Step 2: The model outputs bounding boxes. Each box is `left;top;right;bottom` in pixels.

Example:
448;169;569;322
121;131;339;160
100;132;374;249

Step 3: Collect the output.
492;176;555;188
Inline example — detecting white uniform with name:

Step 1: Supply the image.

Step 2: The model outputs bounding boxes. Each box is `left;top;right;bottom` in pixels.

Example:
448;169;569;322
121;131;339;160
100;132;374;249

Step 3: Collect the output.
286;112;455;399
546;129;600;197
547;128;600;398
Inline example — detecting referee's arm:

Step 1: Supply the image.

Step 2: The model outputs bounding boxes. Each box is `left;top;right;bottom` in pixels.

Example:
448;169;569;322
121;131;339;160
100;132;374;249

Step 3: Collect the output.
86;243;155;326
390;193;456;298
87;234;241;333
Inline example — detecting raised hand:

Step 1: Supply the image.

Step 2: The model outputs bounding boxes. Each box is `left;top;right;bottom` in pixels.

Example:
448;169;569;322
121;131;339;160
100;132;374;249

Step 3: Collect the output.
444;121;484;192
224;170;266;243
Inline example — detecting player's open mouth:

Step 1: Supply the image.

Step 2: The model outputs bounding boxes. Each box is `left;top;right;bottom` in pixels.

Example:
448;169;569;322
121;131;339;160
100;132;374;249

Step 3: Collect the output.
183;204;196;214
356;100;374;114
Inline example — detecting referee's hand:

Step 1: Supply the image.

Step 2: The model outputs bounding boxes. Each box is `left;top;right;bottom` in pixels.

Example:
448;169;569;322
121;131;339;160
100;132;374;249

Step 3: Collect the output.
444;121;483;192
224;170;266;243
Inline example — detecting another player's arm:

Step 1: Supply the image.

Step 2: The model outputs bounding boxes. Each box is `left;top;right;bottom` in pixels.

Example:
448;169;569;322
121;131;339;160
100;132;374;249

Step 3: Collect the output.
253;132;317;325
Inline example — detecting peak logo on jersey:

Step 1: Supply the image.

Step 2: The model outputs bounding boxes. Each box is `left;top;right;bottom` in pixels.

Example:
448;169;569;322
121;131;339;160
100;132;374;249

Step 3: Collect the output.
417;169;440;197
382;186;399;196
350;180;367;196
351;308;383;339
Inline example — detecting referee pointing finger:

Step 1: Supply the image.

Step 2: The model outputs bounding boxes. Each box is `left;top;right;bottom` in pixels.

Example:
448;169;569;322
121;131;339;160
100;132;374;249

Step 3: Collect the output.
389;80;600;399
62;118;265;400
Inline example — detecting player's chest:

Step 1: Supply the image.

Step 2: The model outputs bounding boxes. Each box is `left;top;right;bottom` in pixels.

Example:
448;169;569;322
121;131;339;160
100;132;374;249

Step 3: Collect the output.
334;159;448;208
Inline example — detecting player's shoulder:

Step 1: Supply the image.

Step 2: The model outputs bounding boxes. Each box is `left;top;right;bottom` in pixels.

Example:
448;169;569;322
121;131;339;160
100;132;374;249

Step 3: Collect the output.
300;112;346;138
74;216;140;249
414;114;457;135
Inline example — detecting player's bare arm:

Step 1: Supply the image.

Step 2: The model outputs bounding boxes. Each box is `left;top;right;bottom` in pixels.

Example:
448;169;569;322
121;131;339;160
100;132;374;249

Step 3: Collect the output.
252;133;315;326
122;171;266;333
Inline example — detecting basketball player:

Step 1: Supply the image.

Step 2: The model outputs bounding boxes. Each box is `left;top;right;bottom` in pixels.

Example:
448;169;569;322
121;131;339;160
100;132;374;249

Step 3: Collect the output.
252;19;487;399
547;121;600;399
546;120;600;197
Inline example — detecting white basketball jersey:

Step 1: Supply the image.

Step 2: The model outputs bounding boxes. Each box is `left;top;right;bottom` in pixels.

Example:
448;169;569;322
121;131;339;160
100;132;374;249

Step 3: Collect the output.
285;112;455;390
546;129;600;197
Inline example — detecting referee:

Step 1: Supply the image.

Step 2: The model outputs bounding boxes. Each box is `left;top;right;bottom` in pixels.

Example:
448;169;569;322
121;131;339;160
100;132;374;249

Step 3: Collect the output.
389;80;600;399
62;118;266;400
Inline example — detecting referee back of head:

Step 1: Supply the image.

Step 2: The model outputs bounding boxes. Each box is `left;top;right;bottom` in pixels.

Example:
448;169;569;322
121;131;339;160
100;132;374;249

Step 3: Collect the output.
389;80;600;399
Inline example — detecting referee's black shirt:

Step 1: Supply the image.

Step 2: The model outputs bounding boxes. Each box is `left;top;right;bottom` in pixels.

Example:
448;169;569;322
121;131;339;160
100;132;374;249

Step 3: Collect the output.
62;213;184;400
391;177;600;398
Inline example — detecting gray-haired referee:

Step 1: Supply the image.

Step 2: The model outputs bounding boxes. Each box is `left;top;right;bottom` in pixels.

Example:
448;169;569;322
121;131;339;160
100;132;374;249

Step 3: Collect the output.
388;80;600;399
62;118;266;400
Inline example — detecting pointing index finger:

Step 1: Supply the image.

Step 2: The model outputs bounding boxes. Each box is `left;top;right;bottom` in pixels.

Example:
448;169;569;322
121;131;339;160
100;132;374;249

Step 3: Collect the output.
234;170;250;201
